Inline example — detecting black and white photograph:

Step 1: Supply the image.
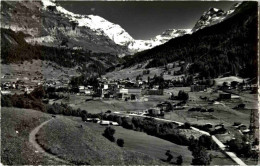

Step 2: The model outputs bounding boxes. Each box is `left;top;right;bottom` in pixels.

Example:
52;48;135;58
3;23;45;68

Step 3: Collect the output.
0;0;259;165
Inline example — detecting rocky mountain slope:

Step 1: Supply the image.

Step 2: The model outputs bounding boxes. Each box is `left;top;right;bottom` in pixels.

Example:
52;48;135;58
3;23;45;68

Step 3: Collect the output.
1;0;192;56
1;1;128;55
192;2;242;32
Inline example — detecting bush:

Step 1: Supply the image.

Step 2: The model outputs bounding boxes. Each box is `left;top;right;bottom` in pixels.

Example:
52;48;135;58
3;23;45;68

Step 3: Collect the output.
165;150;173;162
107;114;115;121
1;92;46;112
117;138;124;147
30;86;45;99
183;122;191;129
121;117;133;129
132;117;143;131
114;116;123;126
198;135;217;150
1;86;47;112
227;137;257;158
176;155;183;165
164;101;173;112
81;110;88;121
191;146;212;165
188;135;214;165
177;90;189;101
45;102;81;116
1;95;13;107
103;127;115;142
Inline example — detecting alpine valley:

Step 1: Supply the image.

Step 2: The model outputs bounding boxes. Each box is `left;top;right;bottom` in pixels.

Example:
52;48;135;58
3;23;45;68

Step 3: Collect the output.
1;0;258;79
1;1;259;165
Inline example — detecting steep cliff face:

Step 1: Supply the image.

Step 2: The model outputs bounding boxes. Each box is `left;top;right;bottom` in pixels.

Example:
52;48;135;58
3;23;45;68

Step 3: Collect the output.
1;1;129;55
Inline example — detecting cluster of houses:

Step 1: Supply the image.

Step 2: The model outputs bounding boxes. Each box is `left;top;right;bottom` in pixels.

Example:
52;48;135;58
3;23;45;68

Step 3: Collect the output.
1;71;45;94
1;79;40;94
1;71;72;94
75;77;164;101
79;85;94;95
218;78;258;92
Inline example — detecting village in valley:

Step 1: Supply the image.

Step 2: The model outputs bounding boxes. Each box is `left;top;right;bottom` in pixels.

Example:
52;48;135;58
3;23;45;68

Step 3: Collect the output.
1;0;259;165
1;58;259;165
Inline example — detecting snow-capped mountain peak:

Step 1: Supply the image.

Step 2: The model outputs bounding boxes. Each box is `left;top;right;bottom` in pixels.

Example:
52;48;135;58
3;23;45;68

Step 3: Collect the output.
41;0;134;46
126;29;191;55
3;0;241;57
40;0;192;55
77;15;134;46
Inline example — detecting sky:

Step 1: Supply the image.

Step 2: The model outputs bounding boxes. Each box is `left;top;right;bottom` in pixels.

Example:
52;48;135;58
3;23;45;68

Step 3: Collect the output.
58;1;239;40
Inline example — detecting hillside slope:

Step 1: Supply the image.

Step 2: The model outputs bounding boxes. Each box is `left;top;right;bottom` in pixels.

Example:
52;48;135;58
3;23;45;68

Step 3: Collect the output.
122;2;258;79
36;116;163;165
1;28;119;76
1;107;56;165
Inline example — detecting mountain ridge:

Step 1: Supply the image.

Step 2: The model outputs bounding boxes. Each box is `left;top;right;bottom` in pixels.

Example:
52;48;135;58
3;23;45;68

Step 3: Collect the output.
192;2;242;32
121;1;258;79
1;0;193;56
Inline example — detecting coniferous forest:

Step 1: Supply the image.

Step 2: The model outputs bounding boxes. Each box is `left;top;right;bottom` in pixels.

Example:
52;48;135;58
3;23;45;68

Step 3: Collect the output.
122;2;258;79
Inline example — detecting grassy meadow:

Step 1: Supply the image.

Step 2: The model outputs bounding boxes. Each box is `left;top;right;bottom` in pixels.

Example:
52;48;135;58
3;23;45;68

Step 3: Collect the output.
1;107;62;165
36;116;163;165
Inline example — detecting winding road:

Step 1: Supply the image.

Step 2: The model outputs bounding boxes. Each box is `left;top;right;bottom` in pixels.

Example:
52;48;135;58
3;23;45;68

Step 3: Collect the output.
29;118;71;165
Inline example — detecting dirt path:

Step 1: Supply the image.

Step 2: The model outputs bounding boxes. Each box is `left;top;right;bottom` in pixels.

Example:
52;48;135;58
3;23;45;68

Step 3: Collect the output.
29;118;71;165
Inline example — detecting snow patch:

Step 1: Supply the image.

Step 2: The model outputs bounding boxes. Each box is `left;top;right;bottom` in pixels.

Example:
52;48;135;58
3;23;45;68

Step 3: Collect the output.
41;0;56;9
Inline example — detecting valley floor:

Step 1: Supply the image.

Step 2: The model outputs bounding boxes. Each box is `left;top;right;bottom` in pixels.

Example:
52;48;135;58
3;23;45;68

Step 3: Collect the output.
1;84;258;165
1;107;236;165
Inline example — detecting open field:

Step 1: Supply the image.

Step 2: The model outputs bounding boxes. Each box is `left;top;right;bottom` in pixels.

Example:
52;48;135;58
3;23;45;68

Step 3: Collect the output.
57;86;257;129
163;87;257;127
69;116;193;164
57;93;169;114
69;116;237;165
1;107;63;165
36;115;163;165
208;150;235;165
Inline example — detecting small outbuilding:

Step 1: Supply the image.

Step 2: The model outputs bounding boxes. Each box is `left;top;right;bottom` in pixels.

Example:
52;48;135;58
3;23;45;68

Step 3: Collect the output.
100;120;110;126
